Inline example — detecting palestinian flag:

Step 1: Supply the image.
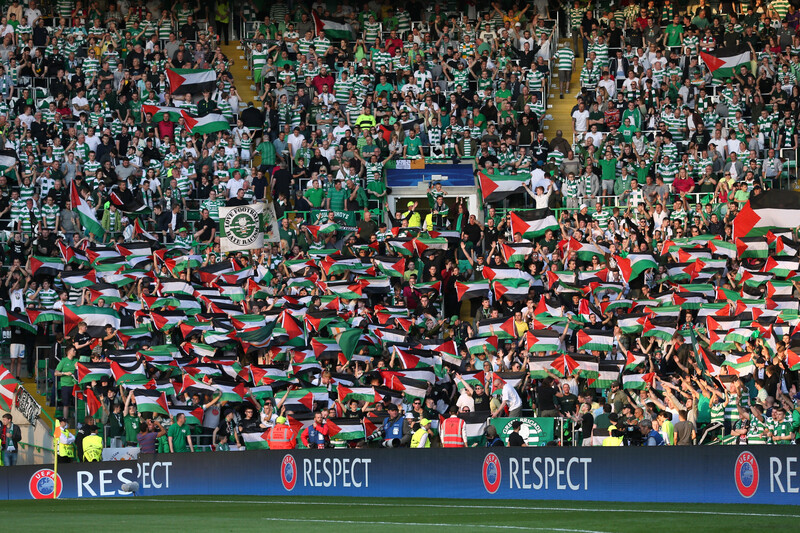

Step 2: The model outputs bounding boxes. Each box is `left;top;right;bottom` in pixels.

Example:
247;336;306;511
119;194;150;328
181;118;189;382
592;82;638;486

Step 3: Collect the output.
492;279;530;301
622;372;655;390
525;330;561;352
458;411;490;446
180;110;231;135
457;370;485;390
282;387;329;413
465;336;498;355
0;148;17;172
509;209;558;239
110;359;148;384
241;429;271;450
502;243;534;265
141;104;183;122
528;356;557;378
373;256;405;277
734;190;800;240
379;371;428;400
326;417;365;441
167;68;216;95
61;269;97;288
29;256;64;277
700;44;751;79
0;364;19;411
550;353;580;377
456;280;490;301
590;364;621;389
71;181;104;237
63;305;121;336
132;390;169;415
478;171;528;203
476;316;516;339
567;238;609;261
109;190;147;213
625;351;646;371
576;329;614;352
723;354;756;377
708;239;737;259
735;237;769;259
312;11;355;39
615;254;657;282
169;406;204;425
76;362;113;384
26;308;63;324
695;346;723;376
337;383;380;404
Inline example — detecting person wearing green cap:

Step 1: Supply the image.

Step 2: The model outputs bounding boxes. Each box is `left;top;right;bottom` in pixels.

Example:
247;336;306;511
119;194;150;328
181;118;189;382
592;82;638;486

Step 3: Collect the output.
174;226;193;249
410;418;433;448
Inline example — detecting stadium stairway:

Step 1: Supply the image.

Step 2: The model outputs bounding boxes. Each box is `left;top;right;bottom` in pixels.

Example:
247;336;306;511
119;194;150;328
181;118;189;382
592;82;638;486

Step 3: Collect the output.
547;39;583;142
223;41;261;108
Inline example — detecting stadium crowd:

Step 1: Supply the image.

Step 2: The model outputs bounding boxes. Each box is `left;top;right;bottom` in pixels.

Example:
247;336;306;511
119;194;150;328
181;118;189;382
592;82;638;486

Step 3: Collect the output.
0;0;800;465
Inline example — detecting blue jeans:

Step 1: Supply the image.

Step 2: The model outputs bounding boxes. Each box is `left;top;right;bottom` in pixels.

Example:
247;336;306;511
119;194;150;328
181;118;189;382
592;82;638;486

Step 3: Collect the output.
3;450;17;466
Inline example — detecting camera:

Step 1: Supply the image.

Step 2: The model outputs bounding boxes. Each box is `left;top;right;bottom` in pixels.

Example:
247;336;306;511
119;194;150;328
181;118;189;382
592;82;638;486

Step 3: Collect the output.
365;427;385;443
612;424;645;446
381;438;402;448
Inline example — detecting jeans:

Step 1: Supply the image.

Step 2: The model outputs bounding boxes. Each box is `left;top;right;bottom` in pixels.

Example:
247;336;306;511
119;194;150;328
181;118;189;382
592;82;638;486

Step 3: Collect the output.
3;450;17;466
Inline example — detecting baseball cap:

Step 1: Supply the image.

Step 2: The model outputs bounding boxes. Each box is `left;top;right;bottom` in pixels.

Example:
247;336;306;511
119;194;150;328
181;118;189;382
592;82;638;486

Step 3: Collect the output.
420;418;431;426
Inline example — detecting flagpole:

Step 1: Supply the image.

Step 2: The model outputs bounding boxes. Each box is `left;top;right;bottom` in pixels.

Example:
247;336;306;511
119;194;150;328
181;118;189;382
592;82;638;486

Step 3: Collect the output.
52;427;59;500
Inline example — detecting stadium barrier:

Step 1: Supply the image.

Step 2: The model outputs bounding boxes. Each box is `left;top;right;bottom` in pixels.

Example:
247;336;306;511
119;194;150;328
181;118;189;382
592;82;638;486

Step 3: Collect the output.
4;447;797;504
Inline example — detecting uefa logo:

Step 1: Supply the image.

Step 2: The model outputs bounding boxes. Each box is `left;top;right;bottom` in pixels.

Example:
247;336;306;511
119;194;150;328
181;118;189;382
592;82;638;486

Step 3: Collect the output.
29;469;63;499
734;451;759;498
281;454;298;491
482;453;502;494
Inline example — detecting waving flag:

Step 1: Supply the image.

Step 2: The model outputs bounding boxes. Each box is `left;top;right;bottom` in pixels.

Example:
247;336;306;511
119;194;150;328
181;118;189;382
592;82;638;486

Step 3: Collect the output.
700;45;751;79
509;209;559;239
132;390;170;415
312;11;355;39
167;68;216;95
141;104;183;121
180;110;231;134
576;329;614;352
733;190;800;239
478;171;529;203
71;181;104;237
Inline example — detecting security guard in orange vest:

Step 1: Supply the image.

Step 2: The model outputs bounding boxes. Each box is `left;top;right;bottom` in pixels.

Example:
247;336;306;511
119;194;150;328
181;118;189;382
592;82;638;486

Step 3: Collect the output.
441;406;467;447
268;416;296;449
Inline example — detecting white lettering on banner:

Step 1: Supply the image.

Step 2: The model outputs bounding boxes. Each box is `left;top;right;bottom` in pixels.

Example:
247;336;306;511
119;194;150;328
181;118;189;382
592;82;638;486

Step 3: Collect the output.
770;457;799;494
76;462;171;497
508;457;591;491
302;458;371;488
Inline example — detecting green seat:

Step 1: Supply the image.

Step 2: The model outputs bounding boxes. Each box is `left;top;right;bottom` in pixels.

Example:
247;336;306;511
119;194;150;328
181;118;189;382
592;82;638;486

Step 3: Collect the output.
186;210;201;221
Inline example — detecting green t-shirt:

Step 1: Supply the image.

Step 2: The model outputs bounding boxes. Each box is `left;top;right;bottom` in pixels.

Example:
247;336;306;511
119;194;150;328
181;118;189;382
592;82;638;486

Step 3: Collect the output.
404;136;422;156
306;187;325;208
55;357;77;387
168;422;191;452
598;158;617;181
328;187;347;211
124;414;139;443
665;24;683;47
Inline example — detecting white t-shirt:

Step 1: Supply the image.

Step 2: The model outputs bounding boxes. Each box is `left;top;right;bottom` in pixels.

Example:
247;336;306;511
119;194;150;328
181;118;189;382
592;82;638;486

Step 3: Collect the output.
501;383;523;411
572;109;589;132
71;96;89;116
226;177;245;198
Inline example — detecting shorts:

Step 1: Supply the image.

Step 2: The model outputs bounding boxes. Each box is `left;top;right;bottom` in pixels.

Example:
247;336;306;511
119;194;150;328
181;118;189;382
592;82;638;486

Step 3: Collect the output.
61;386;73;408
559;70;572;83
9;344;24;359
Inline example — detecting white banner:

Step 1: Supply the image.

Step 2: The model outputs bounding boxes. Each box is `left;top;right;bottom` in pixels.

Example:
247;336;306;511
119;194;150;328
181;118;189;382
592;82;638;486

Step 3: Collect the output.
219;203;265;252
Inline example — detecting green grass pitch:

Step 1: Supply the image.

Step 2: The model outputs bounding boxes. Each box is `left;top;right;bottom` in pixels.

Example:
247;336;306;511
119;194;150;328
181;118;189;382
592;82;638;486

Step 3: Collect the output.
1;496;794;532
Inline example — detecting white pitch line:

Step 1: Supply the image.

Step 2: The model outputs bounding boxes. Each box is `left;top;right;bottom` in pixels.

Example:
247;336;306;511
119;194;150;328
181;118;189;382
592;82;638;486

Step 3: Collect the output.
121;499;800;519
260;517;610;533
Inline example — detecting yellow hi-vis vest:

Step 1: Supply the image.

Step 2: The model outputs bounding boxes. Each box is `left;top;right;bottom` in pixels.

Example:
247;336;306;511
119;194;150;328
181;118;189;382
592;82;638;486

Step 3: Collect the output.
410;427;430;448
82;434;103;462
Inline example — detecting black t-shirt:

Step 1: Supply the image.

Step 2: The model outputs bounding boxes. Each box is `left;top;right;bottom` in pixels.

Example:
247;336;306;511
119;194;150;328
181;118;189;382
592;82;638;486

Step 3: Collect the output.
473;393;490;412
508;431;525;446
196;217;215;241
536;383;557;411
74;331;92;356
581;413;594;439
